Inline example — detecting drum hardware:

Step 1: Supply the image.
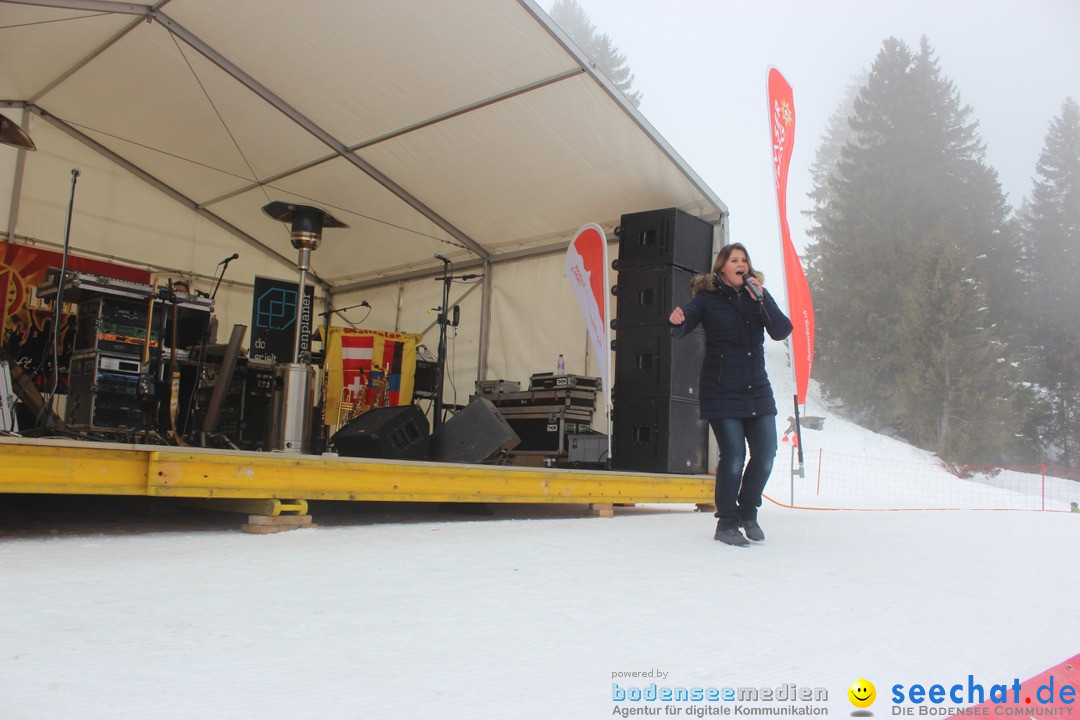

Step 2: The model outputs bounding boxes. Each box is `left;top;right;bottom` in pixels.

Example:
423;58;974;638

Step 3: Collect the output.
182;257;232;440
198;323;246;449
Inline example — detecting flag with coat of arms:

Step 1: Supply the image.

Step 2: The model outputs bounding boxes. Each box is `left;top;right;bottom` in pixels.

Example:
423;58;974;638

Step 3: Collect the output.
322;327;422;427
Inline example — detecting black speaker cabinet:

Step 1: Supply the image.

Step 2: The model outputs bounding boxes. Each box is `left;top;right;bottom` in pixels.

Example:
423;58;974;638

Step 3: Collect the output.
614;327;703;401
613;266;697;330
611;396;708;474
412;359;439;398
616;208;714;273
332;404;430;460
430;397;520;463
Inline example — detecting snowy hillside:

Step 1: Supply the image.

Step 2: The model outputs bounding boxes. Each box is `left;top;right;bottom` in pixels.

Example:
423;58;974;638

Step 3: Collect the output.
762;342;1074;511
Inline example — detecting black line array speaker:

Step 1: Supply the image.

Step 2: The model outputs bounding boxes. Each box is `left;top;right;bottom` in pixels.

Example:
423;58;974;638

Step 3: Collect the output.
615;207;714;273
611;266;698;330
611;397;709;474
429;397;520;463
614;327;703;401
332;404;431;460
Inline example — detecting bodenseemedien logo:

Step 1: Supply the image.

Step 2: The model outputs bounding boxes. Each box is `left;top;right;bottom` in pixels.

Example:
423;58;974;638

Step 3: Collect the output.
609;676;829;716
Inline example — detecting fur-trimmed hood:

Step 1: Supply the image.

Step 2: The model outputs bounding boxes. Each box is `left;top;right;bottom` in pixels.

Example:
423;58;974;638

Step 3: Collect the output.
690;273;717;296
690;271;763;297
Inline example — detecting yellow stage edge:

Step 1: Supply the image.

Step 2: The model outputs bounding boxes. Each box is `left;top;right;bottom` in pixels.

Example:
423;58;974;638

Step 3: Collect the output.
0;436;713;507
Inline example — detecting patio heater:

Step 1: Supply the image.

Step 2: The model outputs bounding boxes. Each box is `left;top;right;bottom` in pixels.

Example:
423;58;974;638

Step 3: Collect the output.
261;201;348;453
0;113;36;150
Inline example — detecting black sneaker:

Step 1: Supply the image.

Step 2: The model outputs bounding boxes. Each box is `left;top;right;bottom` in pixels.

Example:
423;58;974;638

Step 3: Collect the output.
714;525;750;547
741;519;765;542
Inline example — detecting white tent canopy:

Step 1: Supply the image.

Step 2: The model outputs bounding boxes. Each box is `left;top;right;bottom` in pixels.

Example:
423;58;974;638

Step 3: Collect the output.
1;0;726;393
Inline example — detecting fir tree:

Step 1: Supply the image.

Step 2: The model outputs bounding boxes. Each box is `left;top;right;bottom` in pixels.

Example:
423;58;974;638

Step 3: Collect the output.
549;0;642;107
1018;98;1080;465
804;37;1020;461
803;74;864;376
895;223;1014;462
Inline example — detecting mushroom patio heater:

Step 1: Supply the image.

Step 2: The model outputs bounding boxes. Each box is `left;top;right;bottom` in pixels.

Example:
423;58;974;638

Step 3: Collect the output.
0;113;36;150
262;201;348;453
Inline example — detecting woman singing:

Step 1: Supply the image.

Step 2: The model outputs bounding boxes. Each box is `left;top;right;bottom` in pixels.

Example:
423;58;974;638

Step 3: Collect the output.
668;243;792;547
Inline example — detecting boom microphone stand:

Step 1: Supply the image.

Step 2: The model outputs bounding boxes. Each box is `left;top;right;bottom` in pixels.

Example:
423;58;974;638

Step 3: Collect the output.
432;254;452;432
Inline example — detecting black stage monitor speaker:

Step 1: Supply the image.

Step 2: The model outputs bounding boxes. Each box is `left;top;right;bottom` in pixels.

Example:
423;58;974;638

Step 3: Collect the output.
332;404;430;460
611;396;708;474
616;207;714;273
430;397;520;463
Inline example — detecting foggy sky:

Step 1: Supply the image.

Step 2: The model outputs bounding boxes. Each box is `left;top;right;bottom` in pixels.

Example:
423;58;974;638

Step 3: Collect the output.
574;0;1080;294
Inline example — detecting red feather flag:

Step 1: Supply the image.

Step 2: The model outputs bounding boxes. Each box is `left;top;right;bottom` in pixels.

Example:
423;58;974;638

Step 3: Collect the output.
767;67;815;407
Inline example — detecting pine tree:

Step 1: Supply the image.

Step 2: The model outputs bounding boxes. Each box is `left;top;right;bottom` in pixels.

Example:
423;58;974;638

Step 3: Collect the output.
549;0;642;107
803;74;864;392
895;223;1014;462
804;37;1020;461
1018;98;1080;465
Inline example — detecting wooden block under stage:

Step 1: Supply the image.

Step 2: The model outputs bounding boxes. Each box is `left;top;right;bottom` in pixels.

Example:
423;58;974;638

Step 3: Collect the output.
586;503;614;518
241;514;316;534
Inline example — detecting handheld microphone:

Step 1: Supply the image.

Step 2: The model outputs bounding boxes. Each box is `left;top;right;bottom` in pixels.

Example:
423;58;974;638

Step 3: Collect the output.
434;252;451;264
218;252;239;266
742;273;763;301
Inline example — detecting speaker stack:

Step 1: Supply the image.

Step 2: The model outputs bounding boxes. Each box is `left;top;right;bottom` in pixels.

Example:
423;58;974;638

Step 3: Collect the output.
611;208;713;474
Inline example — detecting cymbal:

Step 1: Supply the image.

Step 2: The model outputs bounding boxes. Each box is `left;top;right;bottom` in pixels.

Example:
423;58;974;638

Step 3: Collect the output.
0;113;36;151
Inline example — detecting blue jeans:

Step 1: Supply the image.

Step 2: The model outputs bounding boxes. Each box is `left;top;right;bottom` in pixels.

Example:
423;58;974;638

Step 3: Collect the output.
709;415;778;526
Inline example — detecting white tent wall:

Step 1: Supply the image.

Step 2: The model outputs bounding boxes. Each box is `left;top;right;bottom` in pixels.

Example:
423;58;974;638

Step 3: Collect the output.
486;250;602;384
328;247;608;426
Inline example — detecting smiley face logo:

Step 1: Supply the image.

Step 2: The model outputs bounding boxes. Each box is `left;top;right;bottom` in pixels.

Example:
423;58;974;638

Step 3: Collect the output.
848;678;876;708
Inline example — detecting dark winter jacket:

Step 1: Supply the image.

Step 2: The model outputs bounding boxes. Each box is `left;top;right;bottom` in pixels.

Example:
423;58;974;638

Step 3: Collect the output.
670;278;792;420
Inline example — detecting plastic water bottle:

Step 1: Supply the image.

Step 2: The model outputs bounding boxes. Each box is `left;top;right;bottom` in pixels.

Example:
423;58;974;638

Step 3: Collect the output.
556;353;565;375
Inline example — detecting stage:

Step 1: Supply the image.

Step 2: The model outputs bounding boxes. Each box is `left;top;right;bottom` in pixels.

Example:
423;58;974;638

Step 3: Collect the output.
0;436;713;525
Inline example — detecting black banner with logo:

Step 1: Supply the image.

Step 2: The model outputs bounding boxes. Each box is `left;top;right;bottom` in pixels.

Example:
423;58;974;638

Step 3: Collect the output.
250;275;315;365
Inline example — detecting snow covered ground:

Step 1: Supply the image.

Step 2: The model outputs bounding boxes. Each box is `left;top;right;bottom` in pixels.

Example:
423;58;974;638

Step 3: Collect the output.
2;345;1077;719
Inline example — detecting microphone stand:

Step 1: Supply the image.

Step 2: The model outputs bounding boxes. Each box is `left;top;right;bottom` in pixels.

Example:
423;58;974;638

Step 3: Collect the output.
432;258;452;432
183;256;235;439
40;169;80;434
317;302;370;328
